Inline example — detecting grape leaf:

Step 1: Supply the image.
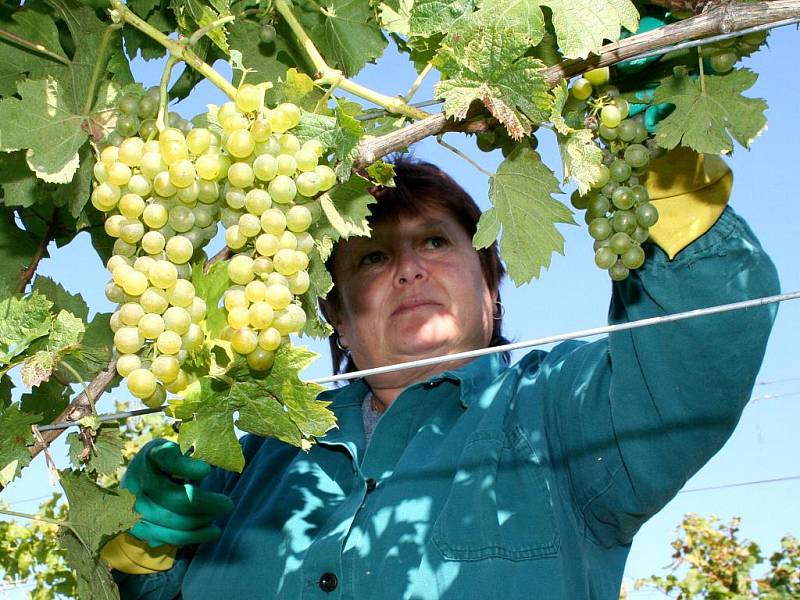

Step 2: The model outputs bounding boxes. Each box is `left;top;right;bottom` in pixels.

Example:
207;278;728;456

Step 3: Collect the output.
299;245;334;339
0;404;42;486
21;310;85;387
469;0;544;42
473;145;575;284
67;426;125;475
653;67;768;155
0;209;39;297
315;175;376;241
378;0;413;35
559;129;604;196
266;68;327;113
191;260;229;339
0;293;54;365
59;469;137;599
20;378;70;424
294;107;362;177
366;160;396;186
0;77;88;183
172;345;332;471
0;151;48;210
408;0;475;37
433;28;552;138
170;0;230;53
0;374;12;409
0;9;68;97
33;277;90;321
296;0;388;77
123;8;173;61
71;312;115;382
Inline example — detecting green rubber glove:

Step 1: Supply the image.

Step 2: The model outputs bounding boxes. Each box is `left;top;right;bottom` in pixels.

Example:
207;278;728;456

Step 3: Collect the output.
122;439;234;548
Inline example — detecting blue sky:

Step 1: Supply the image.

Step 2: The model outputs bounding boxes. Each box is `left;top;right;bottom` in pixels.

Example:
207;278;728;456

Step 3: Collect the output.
2;22;798;599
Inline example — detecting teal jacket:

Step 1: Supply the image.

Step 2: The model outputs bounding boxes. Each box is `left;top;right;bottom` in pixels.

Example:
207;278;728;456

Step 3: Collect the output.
115;207;779;599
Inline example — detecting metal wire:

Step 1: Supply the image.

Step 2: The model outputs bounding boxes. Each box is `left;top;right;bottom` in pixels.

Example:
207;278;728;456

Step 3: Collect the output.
34;289;800;432
678;474;800;494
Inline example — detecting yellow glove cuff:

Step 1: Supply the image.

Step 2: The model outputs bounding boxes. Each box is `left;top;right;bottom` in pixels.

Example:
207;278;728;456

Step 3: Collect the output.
100;532;176;575
645;146;732;260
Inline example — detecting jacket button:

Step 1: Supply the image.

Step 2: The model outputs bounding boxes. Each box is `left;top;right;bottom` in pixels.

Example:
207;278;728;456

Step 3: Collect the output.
319;572;338;592
365;478;377;492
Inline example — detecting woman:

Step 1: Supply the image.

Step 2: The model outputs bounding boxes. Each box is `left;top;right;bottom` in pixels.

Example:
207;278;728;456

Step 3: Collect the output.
104;153;779;599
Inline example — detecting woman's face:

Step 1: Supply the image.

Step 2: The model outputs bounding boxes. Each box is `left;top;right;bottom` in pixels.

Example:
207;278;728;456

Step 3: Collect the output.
329;206;496;373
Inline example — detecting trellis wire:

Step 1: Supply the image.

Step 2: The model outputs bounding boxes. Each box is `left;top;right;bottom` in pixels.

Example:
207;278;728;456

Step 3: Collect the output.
35;289;800;432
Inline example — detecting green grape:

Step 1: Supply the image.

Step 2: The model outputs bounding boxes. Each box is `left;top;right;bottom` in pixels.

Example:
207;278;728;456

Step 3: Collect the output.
127;174;152;197
152;355;180;384
149;260;178;289
588;218;612;241
168;206;195;233
239;213;262;238
709;51;737;74
598;124;618;141
315;165;337;191
253;154;279;181
584;67;609;87
119;95;139;116
591;164;610;190
221;207;243;228
138;95;158;120
622;245;645;269
193;204;218;228
93;161;108;183
612;210;637;235
268;175;296;204
570;190;589;210
143;203;169;229
139;119;158;141
116;113;139;137
286;205;312;232
228;254;255;285
128;368;157;399
288;270;310;295
116;354;141;377
186;127;212;155
259;23;277;44
133;256;155;275
609;159;632;183
278;134;301;155
236;83;261;113
160;140;189;166
226;187;247;209
296;232;314;254
231;327;259;355
247;347;275;371
594;247;617;270
101;146;120;165
571;77;592;100
195;153;221;180
608;260;630;281
226;225;248;250
153;171;177;197
138;313;165;339
92;182;120;211
113;239;137;258
105;282;126;303
120;302;145;326
105;131;124;147
600;105;622;128
197;180;220;204
294;148;318;172
636;202;659;228
165;370;190;394
228;162;255;188
224;289;248;311
609;232;633;255
617;119;637;142
258;327;282;351
630;185;649;205
476;132;495;152
587;195;610;218
141;383;166;409
302;140;325;158
107;162;132;186
274;304;305;335
140;152;166;179
244;189;271;216
601;181;618;198
226;129;256;158
182;323;204;351
624;144;649;169
276;154;297;177
163;306;191;335
613;98;630;120
248;301;274;329
244;280;267;303
156;330;182;355
277;231;297;250
264;283;291;310
273;103;302;132
611;186;634;210
115;327;144;354
295;171;321;197
255;233;280;257
109;312;123;332
122;268;148;296
266;272;289;287
251;118;272;142
140;287;169;314
176;180;200;204
165;235;193;264
273;248;300;276
631;226;650;244
169;160;196;188
632;121;649;143
119;138;144;167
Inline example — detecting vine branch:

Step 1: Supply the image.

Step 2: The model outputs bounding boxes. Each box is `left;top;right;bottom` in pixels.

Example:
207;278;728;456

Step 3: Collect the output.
16;215;57;294
0;27;70;65
354;0;800;168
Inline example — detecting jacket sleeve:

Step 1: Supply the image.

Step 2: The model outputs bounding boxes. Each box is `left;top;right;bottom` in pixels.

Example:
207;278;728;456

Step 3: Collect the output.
536;205;779;548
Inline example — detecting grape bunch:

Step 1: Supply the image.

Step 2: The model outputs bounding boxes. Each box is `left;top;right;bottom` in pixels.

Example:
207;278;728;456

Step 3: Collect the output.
213;84;335;370
703;30;768;75
107;86;194;147
569;68;661;282
92;83;332;405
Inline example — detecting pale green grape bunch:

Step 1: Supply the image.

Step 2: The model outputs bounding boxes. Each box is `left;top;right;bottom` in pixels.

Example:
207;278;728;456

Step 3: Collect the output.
216;84;335;371
568;69;660;282
93;94;226;406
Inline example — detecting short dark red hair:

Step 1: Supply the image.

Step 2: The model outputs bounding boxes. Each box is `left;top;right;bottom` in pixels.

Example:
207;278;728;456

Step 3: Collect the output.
320;157;509;376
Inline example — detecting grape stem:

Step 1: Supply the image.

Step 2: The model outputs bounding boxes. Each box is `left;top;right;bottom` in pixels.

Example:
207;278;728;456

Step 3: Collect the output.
697;45;707;94
0;27;70;65
156;55;180;132
108;0;237;99
435;135;493;178
16;214;57;294
0;508;67;528
59;359;96;417
272;0;428;120
404;63;433;103
188;15;236;46
81;24;122;117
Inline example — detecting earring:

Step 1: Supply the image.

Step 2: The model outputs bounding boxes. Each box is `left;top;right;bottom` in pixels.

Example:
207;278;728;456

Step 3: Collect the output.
335;335;349;351
493;300;505;320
